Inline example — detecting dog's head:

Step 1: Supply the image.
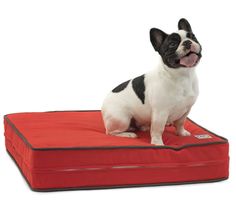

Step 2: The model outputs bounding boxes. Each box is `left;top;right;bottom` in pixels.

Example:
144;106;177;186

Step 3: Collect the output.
150;18;202;68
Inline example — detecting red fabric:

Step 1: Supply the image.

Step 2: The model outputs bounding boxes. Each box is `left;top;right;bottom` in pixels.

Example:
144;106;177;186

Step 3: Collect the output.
4;111;229;191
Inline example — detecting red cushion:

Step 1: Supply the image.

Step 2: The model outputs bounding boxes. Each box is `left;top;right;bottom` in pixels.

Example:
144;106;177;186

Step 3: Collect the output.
4;111;229;191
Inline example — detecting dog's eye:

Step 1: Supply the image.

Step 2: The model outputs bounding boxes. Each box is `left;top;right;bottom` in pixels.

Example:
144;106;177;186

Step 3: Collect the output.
169;42;178;48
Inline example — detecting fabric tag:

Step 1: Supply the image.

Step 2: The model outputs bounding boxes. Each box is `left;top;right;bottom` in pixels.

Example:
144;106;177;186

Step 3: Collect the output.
194;134;212;139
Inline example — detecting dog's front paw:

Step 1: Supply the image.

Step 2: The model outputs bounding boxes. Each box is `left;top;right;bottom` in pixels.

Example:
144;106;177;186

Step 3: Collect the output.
177;129;191;136
151;137;164;146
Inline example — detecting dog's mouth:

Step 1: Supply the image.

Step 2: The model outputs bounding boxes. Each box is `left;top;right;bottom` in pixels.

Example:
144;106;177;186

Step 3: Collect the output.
179;51;201;68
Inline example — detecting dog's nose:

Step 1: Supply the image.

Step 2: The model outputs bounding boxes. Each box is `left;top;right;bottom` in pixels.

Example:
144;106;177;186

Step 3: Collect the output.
182;40;192;50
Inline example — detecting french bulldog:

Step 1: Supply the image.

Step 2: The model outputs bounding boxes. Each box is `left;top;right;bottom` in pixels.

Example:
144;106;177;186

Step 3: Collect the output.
101;18;202;145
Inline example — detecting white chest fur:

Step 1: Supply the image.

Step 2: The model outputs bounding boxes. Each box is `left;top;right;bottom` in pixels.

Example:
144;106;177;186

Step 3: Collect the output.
145;65;199;124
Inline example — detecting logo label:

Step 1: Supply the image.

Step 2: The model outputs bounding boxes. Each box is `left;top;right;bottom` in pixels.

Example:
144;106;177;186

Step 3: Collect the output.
194;134;212;139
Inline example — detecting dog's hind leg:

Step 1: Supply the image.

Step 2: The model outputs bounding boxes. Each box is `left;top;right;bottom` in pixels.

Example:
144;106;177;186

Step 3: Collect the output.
104;115;137;138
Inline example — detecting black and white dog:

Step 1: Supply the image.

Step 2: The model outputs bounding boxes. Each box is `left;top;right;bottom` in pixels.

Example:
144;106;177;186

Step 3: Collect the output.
102;18;202;145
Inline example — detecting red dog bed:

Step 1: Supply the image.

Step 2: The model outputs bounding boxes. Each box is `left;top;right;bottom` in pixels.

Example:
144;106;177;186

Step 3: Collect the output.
4;111;229;191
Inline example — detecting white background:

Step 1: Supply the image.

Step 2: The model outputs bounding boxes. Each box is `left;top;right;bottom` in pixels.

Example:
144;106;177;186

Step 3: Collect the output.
0;0;235;207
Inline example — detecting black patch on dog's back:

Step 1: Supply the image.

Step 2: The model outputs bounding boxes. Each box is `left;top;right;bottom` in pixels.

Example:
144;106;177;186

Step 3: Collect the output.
132;74;145;104
112;80;130;93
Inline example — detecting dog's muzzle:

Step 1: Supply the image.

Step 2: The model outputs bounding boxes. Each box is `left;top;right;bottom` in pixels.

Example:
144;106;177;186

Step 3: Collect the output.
179;43;201;67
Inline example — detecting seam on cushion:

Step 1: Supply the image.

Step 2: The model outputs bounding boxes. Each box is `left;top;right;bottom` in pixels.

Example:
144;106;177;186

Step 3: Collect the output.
29;159;228;174
29;141;228;151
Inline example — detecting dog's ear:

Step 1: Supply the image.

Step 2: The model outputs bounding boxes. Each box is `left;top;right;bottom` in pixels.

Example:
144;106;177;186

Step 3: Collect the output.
178;18;192;32
150;28;167;52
